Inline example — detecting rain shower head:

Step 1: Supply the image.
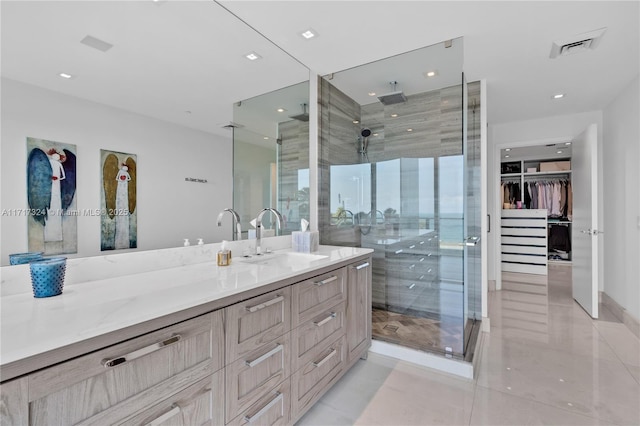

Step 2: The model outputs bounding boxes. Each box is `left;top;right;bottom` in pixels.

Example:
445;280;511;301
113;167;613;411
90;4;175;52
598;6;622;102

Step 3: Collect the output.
377;81;407;105
289;103;309;122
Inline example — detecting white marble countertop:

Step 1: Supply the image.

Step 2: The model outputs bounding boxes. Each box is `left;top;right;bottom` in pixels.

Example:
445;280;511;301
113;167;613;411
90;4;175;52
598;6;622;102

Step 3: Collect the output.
0;245;372;381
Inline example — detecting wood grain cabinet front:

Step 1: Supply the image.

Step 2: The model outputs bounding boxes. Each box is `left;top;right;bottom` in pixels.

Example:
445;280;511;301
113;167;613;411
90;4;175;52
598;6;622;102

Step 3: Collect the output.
291;268;346;328
119;371;224;426
27;311;223;426
347;260;372;363
290;335;347;420
227;378;291;426
225;333;291;423
225;287;292;365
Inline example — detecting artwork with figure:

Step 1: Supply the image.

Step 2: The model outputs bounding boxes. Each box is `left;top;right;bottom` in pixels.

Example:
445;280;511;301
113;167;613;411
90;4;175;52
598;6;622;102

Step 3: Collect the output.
101;150;137;250
26;137;78;254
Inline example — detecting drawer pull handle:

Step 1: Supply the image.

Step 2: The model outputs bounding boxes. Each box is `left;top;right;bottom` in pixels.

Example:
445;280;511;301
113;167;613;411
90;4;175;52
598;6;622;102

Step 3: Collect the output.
409;245;416;249
419;275;425;280
103;335;182;368
394;249;403;254
144;404;181;426
428;268;433;273
353;262;370;270
408;283;416;290
246;295;284;313
313;348;337;367
419;241;425;245
419;257;425;262
314;275;337;286
244;392;283;423
245;344;283;367
314;312;337;327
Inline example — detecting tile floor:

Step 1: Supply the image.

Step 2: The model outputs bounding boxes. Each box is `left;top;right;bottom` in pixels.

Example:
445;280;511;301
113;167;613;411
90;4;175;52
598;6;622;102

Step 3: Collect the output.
297;265;640;425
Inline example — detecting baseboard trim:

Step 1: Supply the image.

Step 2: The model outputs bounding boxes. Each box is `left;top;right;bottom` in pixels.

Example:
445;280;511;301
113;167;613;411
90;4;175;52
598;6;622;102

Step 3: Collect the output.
600;291;640;338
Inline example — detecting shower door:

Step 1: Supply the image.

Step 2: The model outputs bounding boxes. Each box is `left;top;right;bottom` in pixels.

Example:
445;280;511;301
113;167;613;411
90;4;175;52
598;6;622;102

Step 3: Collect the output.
462;73;482;355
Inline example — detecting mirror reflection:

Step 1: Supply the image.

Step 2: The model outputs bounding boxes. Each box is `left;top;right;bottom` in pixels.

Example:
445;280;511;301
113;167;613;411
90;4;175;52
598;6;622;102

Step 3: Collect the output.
0;0;309;264
232;81;310;238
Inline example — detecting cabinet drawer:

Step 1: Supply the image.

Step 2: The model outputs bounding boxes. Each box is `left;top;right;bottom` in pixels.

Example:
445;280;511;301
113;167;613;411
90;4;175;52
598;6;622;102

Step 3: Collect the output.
227;379;291;426
225;333;291;422
119;371;224;426
292;268;346;327
28;312;223;426
291;302;346;371
291;335;346;419
226;287;291;364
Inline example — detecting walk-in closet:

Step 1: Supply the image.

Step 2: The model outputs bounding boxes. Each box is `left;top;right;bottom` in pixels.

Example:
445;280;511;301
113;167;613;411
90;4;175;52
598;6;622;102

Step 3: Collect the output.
499;144;573;279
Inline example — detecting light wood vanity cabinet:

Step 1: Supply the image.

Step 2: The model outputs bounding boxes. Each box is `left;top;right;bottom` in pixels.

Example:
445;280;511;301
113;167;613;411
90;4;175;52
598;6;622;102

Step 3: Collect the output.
29;311;224;426
0;254;372;426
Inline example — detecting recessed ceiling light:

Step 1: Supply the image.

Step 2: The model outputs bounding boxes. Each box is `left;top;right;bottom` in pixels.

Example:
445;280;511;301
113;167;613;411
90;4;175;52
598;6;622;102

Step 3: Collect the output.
352;120;359;124
565;142;572;145
424;70;438;78
368;92;376;96
373;133;379;136
276;108;286;113
300;29;317;39
505;155;510;158
557;150;563;154
59;72;73;79
263;136;269;140
505;148;511;151
390;113;398;118
407;128;413;132
245;51;262;61
553;93;565;99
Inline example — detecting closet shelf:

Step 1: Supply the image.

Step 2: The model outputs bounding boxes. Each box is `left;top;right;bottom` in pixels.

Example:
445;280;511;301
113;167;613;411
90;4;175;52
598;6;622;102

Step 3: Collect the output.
501;173;521;178
524;170;572;177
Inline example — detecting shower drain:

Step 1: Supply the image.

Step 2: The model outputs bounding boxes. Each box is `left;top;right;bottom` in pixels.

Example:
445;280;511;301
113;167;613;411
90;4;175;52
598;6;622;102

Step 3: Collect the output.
383;324;399;333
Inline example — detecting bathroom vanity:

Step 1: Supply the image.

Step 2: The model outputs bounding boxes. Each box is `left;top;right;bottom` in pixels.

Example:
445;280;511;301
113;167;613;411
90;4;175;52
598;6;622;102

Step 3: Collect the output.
0;245;372;425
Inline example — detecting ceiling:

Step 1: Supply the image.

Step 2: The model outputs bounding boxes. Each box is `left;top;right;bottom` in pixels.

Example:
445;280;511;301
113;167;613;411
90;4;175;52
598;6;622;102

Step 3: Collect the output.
222;0;639;125
2;1;638;136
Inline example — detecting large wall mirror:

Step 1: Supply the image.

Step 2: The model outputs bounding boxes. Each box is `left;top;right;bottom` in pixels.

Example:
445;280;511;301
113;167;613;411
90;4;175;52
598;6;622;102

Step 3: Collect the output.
232;81;310;238
0;0;309;264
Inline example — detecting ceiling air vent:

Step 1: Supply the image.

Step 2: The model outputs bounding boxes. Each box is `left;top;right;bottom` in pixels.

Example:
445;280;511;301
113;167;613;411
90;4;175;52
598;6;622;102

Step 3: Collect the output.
549;27;606;59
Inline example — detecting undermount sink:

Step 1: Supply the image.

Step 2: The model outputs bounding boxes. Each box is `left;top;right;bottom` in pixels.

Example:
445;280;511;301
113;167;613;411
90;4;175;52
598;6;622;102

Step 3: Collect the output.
235;251;329;267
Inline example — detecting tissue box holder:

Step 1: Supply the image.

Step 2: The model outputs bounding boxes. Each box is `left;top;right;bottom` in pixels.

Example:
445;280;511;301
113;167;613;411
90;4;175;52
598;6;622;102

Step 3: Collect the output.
292;231;319;253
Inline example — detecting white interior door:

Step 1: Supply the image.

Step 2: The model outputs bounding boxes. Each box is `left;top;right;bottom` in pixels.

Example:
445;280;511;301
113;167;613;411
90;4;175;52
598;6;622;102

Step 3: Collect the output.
572;123;599;318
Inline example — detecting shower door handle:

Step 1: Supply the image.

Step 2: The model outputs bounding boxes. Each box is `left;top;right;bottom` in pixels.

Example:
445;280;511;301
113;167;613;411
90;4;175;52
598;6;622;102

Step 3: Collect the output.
465;236;480;246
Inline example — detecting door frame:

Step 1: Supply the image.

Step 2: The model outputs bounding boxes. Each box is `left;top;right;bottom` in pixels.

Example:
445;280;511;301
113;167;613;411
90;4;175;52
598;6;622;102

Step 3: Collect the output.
493;136;571;291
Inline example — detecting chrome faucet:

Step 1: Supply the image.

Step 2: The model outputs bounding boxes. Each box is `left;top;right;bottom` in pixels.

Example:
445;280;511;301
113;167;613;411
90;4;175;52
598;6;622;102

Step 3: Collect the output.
216;208;242;241
255;208;284;255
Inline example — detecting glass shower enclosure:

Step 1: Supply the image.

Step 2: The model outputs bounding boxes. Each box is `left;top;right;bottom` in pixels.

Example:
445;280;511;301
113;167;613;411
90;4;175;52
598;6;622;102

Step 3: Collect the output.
318;39;481;359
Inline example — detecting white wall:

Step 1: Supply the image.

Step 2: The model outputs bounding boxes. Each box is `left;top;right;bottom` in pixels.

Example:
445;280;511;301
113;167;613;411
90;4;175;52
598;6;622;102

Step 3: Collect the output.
1;78;233;264
603;75;640;321
487;110;604;288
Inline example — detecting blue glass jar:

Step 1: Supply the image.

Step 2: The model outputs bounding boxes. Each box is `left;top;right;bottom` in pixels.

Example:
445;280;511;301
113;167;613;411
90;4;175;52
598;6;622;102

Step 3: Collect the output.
9;252;43;265
29;257;67;298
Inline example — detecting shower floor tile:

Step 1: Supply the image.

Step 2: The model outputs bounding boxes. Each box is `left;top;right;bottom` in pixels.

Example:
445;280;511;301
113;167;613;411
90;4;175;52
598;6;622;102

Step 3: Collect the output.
372;308;464;356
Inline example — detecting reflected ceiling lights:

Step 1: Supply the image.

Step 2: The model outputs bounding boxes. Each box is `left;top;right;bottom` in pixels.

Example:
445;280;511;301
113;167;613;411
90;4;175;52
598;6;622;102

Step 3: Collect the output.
245;51;262;61
424;70;438;78
276;108;286;112
300;29;317;39
368;92;376;96
390;113;398;118
59;72;73;79
553;93;565;99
